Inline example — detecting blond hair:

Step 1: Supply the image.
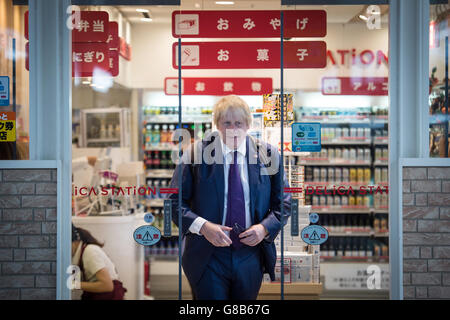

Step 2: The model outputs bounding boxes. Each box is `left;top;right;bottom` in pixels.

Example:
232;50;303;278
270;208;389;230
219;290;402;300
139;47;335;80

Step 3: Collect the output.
213;95;252;127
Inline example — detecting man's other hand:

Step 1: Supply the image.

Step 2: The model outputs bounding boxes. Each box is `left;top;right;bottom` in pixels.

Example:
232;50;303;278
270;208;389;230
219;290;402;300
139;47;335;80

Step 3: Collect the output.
200;221;232;247
239;224;268;246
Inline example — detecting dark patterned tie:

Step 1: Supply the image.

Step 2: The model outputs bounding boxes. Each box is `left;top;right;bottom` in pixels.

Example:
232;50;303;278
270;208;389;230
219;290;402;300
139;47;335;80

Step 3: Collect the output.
225;151;246;249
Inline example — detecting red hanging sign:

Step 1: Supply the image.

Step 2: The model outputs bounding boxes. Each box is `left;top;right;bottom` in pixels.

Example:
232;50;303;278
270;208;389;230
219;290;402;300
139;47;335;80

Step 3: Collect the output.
321;77;388;96
107;21;119;50
172;10;326;38
25;11;29;40
172;41;326;69
119;37;132;61
72;11;109;43
72;43;110;77
164;77;273;95
109;49;119;77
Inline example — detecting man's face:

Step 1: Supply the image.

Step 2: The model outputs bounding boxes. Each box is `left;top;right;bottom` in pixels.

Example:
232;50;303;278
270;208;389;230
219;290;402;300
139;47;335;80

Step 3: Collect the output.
216;109;249;150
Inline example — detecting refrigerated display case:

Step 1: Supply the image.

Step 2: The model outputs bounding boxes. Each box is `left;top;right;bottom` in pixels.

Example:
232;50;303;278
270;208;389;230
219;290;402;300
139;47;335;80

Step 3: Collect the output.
80;108;131;148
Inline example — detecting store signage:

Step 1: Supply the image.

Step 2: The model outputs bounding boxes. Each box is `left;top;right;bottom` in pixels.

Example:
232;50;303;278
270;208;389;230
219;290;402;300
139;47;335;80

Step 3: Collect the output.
107;21;119;50
172;10;326;38
72;11;109;43
322;263;389;291
25;11;28;40
173;41;326;69
309;212;319;224
144;213;155;224
163;199;172;237
164;77;273;95
0;112;16;142
0;76;10;107
301;224;328;245
292;122;321;152
25;42;29;71
321;77;388;96
133;225;161;246
108;49;119;77
291;199;299;237
119;37;132;61
327;49;388;67
72;43;110;77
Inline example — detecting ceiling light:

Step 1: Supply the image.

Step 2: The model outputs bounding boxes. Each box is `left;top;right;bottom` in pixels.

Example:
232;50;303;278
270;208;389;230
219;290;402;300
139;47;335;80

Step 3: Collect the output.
136;8;149;13
359;15;368;21
215;1;234;5
82;80;91;85
141;18;152;22
194;3;201;8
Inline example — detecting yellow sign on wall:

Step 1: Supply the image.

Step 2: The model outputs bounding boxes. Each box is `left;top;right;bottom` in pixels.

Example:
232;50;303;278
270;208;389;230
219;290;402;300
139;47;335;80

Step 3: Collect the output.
0;112;16;142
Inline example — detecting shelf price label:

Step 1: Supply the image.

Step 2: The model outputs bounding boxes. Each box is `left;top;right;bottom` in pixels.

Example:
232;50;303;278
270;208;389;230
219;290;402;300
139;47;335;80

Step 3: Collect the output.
291;199;299;237
292;122;321;152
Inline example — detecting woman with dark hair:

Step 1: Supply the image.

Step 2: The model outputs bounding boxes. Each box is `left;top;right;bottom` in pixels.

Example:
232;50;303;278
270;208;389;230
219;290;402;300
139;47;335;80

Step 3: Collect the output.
71;224;126;300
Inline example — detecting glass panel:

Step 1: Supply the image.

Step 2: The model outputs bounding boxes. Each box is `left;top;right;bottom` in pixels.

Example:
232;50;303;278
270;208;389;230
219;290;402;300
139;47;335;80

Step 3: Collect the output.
429;3;449;158
283;3;390;299
71;3;181;300
0;0;29;159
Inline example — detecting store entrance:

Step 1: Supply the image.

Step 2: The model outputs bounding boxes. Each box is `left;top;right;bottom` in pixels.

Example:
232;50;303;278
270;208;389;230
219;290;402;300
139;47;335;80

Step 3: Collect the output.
70;0;390;300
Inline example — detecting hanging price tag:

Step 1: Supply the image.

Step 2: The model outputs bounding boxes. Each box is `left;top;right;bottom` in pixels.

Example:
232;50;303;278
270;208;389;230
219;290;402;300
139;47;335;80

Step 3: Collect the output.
290;198;299;237
163;199;172;237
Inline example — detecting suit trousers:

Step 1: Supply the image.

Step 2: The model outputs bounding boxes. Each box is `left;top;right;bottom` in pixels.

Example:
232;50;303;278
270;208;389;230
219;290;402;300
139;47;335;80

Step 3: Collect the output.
192;244;264;300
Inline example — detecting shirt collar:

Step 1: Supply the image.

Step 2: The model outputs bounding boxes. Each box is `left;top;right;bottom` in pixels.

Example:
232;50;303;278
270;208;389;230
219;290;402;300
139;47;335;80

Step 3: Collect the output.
220;134;247;158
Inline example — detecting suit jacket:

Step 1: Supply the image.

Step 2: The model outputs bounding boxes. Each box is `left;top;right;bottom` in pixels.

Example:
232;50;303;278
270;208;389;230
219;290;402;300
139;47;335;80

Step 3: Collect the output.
168;132;291;287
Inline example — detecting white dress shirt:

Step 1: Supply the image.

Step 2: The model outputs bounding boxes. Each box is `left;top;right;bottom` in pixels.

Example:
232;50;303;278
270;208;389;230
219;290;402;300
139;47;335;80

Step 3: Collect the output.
189;136;251;236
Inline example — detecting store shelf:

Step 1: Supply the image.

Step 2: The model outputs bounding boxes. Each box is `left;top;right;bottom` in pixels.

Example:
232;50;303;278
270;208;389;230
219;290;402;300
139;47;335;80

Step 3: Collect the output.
305;182;378;189
328;231;389;237
86;138;121;142
321;256;389;263
144;145;177;151
143;295;155;300
298;160;371;166
311;206;371;214
373;208;389;214
146;199;165;207
147;169;174;178
257;282;323;300
373;160;389;166
144;114;212;123
321;139;371;145
373;137;389;145
301;115;370;124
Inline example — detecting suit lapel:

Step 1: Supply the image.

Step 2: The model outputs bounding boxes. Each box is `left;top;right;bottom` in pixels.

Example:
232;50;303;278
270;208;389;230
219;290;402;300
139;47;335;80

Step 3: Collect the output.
211;134;225;225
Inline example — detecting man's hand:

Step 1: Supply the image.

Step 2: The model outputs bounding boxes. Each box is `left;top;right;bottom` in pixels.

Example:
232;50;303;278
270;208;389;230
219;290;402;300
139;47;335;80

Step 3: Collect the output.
239;224;268;246
200;221;233;247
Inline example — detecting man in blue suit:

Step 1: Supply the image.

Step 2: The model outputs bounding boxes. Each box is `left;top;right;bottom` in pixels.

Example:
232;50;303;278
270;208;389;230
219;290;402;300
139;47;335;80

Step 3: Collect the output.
169;95;291;300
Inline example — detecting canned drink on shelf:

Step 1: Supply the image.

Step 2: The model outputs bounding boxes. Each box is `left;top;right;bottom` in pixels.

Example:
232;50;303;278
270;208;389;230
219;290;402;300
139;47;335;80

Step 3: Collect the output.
335;128;342;139
328;148;335;160
364;168;371;183
312;196;319;206
364;128;371;139
349;148;357;160
357;128;364;138
381;168;388;183
335;168;342;182
357;168;364;182
321;168;328;182
343;148;349;159
334;195;341;206
335;148;342;159
313;168;320;182
374;193;381;208
374;168;381;184
341;195;349;206
321;128;325;140
320;196;327;206
350;168;357;182
356;195;363;206
328;168;335;181
349;195;356;206
350;128;357;137
364;148;371;161
321;148;328;159
382;148;389;159
357;148;364;161
342;168;350;182
342;127;349;138
381;193;388;207
375;148;382;162
327;195;334;207
364;195;371;207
